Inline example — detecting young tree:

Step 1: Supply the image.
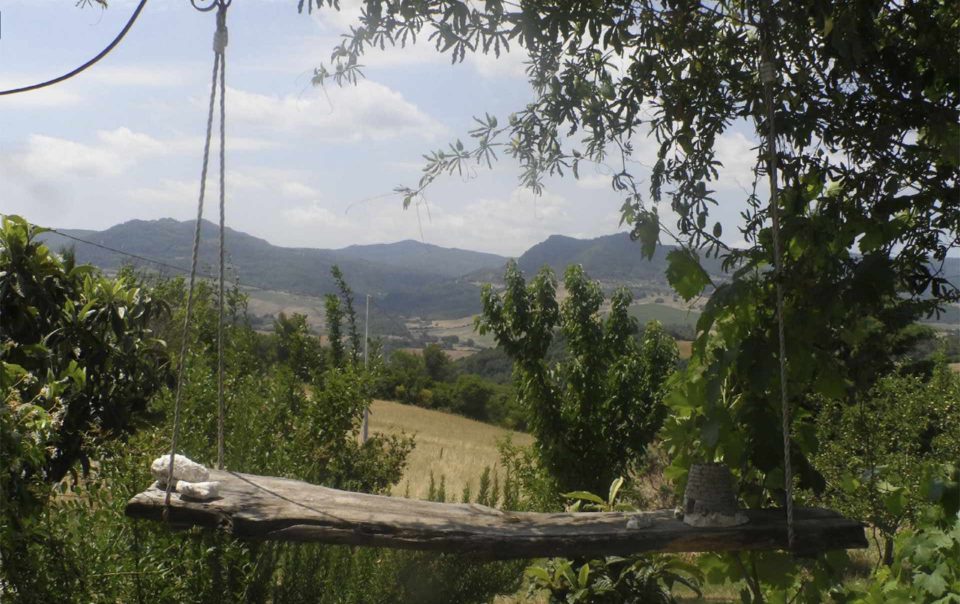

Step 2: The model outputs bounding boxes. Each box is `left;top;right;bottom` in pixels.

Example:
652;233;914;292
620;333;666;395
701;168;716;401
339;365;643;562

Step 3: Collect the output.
273;311;325;381
478;261;678;494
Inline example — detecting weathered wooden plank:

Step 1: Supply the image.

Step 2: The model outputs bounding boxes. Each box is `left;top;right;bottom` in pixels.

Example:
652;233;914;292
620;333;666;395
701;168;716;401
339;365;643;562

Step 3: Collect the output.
125;470;867;559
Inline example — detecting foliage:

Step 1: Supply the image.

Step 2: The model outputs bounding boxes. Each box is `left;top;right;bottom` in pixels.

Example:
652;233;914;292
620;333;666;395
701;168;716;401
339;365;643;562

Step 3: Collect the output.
331;264;362;366
376;346;524;427
422;342;455;382
308;6;958;596
526;479;702;603
841;463;960;604
1;215;169;483
816;364;960;565
308;0;957;301
273;311;325;382
1;215;169;579
0;365;54;553
526;555;704;604
478;261;678;494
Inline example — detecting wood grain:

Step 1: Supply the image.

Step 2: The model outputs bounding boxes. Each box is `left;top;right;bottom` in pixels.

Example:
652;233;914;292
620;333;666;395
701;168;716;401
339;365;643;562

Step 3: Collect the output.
125;470;867;559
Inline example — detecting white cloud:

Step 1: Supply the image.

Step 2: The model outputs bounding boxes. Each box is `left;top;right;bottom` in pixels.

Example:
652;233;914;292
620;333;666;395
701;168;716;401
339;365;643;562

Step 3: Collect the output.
226;81;445;142
128;178;198;206
0;79;83;108
84;65;189;88
281;181;320;200
12;128;171;180
282;202;351;229
467;48;529;79
713;131;759;193
575;173;615;190
278;187;576;255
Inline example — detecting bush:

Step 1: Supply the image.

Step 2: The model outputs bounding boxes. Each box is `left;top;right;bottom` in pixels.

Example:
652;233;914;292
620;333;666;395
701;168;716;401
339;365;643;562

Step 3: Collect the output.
815;363;960;564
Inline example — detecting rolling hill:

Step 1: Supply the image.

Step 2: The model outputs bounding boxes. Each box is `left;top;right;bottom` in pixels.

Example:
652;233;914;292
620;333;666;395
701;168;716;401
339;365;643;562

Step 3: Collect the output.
39;219;698;318
517;232;725;283
37;218;957;325
40;218;495;318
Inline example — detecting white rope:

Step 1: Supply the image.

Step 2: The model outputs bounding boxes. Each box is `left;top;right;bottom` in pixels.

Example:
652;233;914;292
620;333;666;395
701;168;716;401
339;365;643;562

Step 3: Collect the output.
759;1;795;550
164;1;230;510
215;4;228;471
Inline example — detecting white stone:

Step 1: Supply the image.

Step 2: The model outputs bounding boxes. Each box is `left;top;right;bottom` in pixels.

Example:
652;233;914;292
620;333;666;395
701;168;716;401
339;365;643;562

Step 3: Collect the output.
682;511;749;528
150;454;210;486
626;515;654;529
177;480;220;500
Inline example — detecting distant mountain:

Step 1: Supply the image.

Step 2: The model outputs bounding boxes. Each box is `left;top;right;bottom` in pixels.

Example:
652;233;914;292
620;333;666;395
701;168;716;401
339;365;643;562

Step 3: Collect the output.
40;219;488;317
516;232;725;283
36;220;724;318
36;219;957;323
335;240;506;278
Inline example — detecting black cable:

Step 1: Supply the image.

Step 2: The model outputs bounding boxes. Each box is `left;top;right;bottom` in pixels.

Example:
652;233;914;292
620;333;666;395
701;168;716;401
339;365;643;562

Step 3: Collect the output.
0;0;149;97
42;225;202;277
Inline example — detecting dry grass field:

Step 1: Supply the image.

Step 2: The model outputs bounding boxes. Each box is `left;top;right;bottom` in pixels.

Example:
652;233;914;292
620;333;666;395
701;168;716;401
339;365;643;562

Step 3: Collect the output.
369;399;534;500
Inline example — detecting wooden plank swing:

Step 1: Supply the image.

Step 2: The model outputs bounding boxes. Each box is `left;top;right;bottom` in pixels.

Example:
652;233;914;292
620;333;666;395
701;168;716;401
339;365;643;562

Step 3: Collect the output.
126;0;867;560
125;470;867;558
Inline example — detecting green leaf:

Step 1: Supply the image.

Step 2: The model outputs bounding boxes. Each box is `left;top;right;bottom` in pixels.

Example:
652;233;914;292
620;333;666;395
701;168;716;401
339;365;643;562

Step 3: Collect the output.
913;567;948;597
666;249;712;301
562;491;605;505
815;364;847;399
701;418;721;449
632;210;660;259
525;566;552;583
883;488;907;516
577;563;590;587
608;477;624;505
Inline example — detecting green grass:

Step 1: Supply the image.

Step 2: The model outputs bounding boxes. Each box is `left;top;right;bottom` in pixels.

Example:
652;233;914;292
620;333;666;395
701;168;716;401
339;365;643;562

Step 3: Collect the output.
629;302;701;329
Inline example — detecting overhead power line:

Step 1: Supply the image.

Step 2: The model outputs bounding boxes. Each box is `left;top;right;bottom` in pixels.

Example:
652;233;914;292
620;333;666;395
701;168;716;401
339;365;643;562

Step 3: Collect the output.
0;0;149;97
43;225;203;277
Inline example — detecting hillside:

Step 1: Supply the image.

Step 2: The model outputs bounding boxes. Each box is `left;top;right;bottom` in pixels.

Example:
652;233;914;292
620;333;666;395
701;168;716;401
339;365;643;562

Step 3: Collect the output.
40;219;487;318
367;399;533;500
516;232;726;284
337;240;506;278
37;219;957;325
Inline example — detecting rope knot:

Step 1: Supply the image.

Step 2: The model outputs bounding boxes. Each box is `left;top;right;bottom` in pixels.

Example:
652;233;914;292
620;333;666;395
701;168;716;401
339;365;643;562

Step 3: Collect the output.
759;61;776;84
214;8;229;53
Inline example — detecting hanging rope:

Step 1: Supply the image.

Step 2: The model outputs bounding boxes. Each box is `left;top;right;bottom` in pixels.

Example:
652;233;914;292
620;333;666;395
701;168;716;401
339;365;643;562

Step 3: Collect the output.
215;4;229;472
758;1;795;549
164;0;230;510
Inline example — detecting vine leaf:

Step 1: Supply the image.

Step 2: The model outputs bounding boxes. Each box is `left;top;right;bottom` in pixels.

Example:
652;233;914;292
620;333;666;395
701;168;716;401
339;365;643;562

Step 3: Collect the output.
665;249;712;301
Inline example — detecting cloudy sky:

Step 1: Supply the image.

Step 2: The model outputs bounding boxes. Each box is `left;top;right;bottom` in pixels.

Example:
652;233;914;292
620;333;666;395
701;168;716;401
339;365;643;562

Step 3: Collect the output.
0;0;761;256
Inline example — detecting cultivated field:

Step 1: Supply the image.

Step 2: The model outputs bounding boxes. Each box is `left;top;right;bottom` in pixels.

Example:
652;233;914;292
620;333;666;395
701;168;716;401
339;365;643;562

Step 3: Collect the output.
368;399;534;500
628;302;702;329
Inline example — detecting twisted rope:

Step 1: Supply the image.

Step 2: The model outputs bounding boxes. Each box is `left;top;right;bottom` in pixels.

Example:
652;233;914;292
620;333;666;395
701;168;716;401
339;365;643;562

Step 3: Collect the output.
164;1;229;510
216;4;229;471
759;1;794;550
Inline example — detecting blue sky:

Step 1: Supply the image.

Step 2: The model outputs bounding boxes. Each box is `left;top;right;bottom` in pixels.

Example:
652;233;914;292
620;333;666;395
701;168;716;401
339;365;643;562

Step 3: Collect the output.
1;0;760;255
